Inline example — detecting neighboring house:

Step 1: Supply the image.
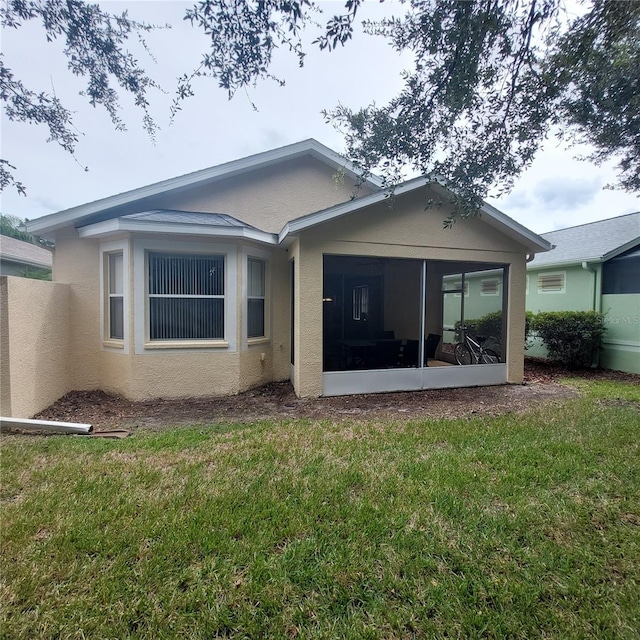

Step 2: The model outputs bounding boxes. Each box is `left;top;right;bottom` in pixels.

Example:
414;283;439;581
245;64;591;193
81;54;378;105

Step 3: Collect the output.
0;234;52;277
19;139;551;404
526;212;640;374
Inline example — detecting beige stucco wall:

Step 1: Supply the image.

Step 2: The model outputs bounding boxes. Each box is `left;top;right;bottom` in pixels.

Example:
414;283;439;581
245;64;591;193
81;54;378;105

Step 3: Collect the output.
159;157;371;233
44;228;293;403
0;276;71;418
53;228;102;390
29;177;532;404
292;190;530;396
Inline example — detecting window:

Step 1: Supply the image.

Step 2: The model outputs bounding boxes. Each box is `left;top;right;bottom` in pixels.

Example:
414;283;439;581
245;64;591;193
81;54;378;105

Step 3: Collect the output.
352;285;369;321
537;272;566;293
107;252;124;340
481;279;500;296
247;257;266;338
148;252;224;340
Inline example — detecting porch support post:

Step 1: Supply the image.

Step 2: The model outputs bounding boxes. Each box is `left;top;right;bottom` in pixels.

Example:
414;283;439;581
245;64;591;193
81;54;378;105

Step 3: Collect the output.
506;258;526;383
419;260;426;368
294;236;324;397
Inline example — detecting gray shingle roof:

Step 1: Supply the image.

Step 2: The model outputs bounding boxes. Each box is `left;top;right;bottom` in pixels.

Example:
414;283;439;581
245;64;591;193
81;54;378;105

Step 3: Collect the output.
0;235;53;269
122;210;259;230
528;212;640;268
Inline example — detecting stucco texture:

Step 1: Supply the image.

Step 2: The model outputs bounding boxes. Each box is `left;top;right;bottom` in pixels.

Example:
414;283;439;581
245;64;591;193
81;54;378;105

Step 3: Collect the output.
158;157;371;233
0;276;71;418
292;190;530;396
44;227;294;403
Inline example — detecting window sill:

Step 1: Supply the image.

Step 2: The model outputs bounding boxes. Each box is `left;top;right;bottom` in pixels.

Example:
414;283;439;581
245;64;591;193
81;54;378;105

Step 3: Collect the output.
144;340;229;350
103;340;125;350
247;337;270;346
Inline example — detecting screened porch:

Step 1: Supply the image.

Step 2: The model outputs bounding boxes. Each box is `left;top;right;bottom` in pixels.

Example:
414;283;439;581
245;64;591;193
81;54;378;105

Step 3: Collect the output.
322;255;509;395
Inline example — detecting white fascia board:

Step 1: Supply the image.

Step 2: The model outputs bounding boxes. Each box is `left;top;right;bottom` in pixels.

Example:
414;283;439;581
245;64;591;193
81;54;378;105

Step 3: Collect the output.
478;201;553;253
1;256;52;269
278;176;550;254
78;218;278;244
26;139;379;236
526;257;602;270
306;140;383;188
426;181;552;254
278;176;427;243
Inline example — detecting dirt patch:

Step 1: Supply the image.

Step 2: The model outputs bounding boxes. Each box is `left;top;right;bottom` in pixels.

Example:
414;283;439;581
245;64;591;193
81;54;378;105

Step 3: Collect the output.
28;358;638;432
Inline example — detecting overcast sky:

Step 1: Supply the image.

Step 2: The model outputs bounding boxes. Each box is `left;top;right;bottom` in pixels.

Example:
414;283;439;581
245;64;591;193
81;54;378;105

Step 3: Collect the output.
1;0;638;235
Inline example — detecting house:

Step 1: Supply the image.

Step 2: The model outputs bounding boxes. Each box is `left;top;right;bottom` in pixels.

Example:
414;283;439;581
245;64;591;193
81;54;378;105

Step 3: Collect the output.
0;234;52;277
526;212;640;373
5;139;551;415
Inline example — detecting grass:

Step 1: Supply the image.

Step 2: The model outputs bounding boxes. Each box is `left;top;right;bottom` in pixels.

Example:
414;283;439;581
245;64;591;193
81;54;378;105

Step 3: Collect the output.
1;380;639;639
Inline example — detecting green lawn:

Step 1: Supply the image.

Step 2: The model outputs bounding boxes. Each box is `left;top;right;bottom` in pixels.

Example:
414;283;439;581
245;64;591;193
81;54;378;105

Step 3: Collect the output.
2;380;639;639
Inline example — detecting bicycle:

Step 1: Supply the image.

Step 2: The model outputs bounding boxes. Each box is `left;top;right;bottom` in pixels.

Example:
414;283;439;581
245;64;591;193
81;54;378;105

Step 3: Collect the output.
454;325;500;365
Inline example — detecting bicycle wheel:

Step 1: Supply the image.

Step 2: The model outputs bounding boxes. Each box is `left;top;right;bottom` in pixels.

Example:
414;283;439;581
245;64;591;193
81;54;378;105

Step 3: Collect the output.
454;343;473;365
481;349;500;364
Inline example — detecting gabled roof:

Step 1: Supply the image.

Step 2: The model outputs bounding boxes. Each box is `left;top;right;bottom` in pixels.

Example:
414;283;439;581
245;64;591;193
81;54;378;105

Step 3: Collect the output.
528;212;640;268
26;139;382;237
0;235;53;269
24;138;550;254
279;177;552;253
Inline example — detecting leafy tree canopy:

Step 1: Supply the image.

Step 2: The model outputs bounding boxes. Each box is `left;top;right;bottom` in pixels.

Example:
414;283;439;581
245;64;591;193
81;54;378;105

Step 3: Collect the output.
0;213;54;248
1;0;638;224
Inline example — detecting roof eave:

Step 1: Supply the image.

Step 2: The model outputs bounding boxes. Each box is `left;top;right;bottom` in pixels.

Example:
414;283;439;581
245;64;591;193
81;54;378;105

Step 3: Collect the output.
527;257;603;270
78;218;278;244
1;256;52;269
279;177;551;253
279;176;428;242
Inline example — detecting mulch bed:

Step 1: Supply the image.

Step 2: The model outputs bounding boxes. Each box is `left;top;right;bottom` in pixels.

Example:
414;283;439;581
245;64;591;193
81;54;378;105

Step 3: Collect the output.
22;358;637;433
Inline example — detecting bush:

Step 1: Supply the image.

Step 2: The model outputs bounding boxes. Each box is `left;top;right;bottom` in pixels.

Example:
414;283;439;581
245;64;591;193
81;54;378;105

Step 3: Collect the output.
455;311;535;353
533;311;606;369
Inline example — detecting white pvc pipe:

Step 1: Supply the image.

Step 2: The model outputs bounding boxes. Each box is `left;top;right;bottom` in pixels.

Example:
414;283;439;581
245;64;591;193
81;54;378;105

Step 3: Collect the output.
0;416;92;435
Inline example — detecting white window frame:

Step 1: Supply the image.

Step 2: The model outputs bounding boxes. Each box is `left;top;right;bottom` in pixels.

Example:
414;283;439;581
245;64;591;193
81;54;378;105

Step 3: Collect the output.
242;247;271;347
537;271;566;294
133;239;237;353
100;240;129;352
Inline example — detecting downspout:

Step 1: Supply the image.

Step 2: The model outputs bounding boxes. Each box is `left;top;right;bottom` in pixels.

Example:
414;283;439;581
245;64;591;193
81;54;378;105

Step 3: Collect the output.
582;261;600;367
581;261;600;312
0;416;92;434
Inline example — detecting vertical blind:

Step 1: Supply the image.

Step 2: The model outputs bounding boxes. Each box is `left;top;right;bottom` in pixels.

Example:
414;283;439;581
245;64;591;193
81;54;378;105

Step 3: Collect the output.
108;253;124;340
148;253;225;340
247;258;265;338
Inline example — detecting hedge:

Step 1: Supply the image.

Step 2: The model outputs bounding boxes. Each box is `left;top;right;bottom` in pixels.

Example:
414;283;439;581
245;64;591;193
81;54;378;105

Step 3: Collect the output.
532;311;606;369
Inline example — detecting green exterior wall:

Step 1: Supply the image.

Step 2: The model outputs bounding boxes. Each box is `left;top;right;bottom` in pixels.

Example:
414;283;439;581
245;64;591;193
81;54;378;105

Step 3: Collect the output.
526;265;600;314
600;294;640;374
524;264;638;373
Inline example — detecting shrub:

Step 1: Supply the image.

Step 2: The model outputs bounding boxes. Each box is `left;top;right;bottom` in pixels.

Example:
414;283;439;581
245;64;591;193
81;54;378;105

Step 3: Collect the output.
533;311;606;369
455;311;535;352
